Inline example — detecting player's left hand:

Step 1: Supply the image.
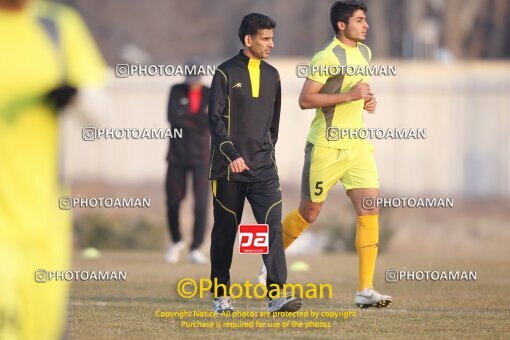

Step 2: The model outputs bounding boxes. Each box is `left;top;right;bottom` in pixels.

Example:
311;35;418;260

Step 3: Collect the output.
364;94;377;113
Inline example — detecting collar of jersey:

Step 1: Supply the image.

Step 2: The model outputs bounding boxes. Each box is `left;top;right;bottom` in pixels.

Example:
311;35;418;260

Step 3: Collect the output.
237;50;261;65
333;36;360;50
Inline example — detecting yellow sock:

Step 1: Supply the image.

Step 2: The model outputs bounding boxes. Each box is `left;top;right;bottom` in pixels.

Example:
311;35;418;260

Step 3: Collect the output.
282;209;309;249
355;215;379;291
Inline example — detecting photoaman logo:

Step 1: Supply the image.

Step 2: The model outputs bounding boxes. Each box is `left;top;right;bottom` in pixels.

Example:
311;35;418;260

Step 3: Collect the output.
239;224;268;254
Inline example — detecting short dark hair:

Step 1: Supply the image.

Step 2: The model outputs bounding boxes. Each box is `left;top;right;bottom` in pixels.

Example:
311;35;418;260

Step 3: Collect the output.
238;13;276;44
330;0;367;34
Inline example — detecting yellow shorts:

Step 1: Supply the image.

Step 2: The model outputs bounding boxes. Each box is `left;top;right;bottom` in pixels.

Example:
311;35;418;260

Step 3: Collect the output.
301;140;379;202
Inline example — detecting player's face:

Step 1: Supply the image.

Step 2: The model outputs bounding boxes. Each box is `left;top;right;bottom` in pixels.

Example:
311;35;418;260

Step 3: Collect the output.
246;29;274;59
344;10;369;42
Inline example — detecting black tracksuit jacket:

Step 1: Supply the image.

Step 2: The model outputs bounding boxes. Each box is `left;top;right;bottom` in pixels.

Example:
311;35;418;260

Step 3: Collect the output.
208;50;281;182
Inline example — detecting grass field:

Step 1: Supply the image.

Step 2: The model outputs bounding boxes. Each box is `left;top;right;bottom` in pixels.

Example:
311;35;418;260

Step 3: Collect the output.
68;251;510;339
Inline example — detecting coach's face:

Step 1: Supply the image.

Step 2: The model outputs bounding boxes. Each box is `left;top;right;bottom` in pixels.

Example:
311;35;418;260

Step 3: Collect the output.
245;29;274;59
341;9;369;42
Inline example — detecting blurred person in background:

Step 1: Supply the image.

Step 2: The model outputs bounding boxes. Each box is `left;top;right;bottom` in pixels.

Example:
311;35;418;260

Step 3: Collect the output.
164;58;210;264
0;0;106;338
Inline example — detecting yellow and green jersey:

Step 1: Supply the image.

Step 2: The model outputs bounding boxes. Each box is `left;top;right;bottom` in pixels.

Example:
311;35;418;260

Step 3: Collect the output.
306;37;372;149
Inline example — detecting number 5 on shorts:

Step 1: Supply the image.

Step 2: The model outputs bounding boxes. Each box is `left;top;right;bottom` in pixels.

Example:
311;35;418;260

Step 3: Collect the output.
314;181;323;196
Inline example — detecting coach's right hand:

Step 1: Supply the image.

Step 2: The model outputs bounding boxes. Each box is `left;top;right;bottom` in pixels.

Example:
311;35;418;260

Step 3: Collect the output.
348;80;371;101
230;157;250;173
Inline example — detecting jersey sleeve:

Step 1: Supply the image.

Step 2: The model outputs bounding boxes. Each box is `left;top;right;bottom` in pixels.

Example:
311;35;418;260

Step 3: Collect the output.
59;6;106;87
307;50;335;85
208;69;241;162
270;76;281;145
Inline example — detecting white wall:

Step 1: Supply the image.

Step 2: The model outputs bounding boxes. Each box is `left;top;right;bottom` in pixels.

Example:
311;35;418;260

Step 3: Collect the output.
62;60;510;197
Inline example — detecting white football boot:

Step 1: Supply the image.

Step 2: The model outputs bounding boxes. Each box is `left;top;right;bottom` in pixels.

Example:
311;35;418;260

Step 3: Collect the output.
355;288;392;308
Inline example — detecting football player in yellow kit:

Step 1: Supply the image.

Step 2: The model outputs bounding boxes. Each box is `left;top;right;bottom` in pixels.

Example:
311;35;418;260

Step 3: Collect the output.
0;0;105;338
260;0;392;308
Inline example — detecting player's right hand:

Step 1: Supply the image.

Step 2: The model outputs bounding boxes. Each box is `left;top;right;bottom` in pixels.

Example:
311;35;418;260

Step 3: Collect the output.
348;80;371;101
230;157;250;173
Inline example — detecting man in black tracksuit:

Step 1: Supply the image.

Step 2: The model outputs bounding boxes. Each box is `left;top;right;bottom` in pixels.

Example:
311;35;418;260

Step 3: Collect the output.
166;62;210;264
208;13;302;313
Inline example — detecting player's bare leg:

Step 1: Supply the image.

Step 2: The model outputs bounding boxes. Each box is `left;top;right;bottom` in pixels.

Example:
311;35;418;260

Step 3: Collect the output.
348;188;392;308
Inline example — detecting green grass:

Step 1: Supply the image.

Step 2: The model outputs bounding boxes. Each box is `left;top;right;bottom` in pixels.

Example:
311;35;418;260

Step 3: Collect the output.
68;251;510;339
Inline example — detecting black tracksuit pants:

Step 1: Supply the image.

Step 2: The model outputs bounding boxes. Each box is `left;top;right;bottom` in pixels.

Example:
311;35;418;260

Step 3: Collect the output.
210;179;287;297
166;164;209;250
